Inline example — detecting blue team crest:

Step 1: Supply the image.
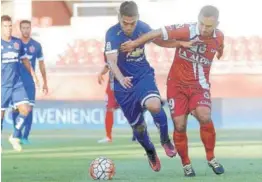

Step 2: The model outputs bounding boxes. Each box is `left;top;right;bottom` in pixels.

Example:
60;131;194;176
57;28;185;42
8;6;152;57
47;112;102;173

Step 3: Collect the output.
29;45;35;53
13;42;20;50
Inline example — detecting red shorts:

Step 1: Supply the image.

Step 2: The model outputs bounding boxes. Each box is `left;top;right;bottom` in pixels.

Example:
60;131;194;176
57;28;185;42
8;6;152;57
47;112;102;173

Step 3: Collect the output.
106;83;119;109
167;82;211;117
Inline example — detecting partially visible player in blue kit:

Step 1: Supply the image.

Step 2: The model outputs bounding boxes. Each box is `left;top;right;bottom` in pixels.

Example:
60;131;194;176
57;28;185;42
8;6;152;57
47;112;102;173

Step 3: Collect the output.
1;15;39;152
12;20;48;145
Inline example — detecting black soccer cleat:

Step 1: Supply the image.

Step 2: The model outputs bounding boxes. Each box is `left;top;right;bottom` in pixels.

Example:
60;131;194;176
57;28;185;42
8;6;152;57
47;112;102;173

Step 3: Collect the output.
208;158;225;175
183;164;196;177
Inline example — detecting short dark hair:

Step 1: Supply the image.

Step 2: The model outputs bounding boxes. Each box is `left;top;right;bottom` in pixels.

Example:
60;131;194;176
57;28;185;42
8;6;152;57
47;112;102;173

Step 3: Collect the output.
199;5;219;20
20;20;31;27
119;1;139;17
1;15;12;22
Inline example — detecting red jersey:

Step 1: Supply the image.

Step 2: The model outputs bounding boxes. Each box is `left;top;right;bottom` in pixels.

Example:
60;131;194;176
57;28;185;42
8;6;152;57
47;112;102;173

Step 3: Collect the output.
162;23;224;89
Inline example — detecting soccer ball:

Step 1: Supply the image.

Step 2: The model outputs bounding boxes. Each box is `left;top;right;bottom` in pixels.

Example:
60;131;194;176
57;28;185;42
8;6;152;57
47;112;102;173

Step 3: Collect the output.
89;157;115;180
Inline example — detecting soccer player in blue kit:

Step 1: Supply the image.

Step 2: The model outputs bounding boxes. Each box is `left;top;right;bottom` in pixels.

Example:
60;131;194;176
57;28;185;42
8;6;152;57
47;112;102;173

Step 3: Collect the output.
12;20;48;144
1;15;38;151
104;1;187;171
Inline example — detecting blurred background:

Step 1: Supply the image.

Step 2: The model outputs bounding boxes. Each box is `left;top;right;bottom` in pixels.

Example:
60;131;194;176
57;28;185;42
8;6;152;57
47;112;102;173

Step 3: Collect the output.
1;0;262;130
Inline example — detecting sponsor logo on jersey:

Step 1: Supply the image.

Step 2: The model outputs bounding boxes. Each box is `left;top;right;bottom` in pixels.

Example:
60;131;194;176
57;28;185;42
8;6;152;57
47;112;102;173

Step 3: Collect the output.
178;48;212;65
2;52;18;59
126;48;145;62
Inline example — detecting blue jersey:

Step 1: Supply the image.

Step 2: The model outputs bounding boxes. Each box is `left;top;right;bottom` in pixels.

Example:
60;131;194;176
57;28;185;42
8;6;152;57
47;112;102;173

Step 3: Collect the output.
1;37;26;87
20;38;44;86
105;21;154;92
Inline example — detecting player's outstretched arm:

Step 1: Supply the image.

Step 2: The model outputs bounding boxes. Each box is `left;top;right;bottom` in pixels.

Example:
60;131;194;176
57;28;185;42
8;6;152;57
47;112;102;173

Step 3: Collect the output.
152;38;182;48
120;29;162;52
22;58;39;87
106;52;133;89
152;39;204;48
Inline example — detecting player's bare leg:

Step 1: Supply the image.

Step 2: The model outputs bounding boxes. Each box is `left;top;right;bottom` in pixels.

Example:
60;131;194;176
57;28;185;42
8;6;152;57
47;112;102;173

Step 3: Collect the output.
173;114;196;177
132;121;161;172
145;97;176;157
9;103;30;152
194;106;224;175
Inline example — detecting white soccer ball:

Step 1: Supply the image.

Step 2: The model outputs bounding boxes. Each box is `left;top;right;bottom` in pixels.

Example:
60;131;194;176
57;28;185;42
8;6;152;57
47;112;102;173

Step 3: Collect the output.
89;157;115;180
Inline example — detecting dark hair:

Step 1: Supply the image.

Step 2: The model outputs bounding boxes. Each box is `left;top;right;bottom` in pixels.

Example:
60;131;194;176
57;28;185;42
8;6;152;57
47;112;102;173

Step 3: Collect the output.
119;1;139;17
199;5;219;20
1;15;12;22
20;20;31;27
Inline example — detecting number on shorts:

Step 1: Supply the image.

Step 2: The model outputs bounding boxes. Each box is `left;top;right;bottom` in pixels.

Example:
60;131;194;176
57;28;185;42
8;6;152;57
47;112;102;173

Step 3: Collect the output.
168;98;175;110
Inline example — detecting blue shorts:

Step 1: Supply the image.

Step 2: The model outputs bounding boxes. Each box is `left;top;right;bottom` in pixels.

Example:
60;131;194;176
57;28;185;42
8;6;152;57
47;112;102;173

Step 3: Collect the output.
1;82;29;110
24;84;36;106
114;75;161;126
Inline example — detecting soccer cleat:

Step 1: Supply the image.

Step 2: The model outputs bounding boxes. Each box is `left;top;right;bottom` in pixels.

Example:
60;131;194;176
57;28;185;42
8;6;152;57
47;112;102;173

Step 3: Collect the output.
161;139;177;158
97;137;112;143
146;150;161;172
183;164;196;177
9;135;22;152
208;158;225;175
21;138;30;145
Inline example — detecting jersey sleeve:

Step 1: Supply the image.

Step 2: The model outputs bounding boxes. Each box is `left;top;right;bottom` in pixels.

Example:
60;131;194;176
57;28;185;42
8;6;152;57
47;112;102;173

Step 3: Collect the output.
140;21;152;34
37;43;44;61
104;30;119;55
161;24;190;41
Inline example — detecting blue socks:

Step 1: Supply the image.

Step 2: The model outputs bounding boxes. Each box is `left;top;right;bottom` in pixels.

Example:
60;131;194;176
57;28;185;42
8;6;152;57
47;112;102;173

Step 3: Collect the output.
133;123;155;152
23;111;33;139
151;108;169;143
13;114;27;138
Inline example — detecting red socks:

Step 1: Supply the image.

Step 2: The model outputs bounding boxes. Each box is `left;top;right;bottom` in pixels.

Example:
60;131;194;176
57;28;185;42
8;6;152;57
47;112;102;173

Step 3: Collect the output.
105;110;114;140
200;121;216;161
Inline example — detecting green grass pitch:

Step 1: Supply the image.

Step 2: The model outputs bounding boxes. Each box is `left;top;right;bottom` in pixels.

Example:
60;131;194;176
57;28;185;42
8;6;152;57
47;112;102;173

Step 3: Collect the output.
1;129;262;182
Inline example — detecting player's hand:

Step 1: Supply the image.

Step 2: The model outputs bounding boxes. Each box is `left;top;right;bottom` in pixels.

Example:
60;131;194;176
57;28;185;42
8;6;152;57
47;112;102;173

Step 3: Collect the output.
42;83;48;95
216;51;223;60
120;76;133;89
120;40;138;53
98;74;104;85
179;40;204;48
216;46;224;60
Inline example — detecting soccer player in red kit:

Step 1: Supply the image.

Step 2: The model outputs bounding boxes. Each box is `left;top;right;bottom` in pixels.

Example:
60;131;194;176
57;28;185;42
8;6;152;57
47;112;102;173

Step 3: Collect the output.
121;5;225;177
97;64;119;143
97;64;137;143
